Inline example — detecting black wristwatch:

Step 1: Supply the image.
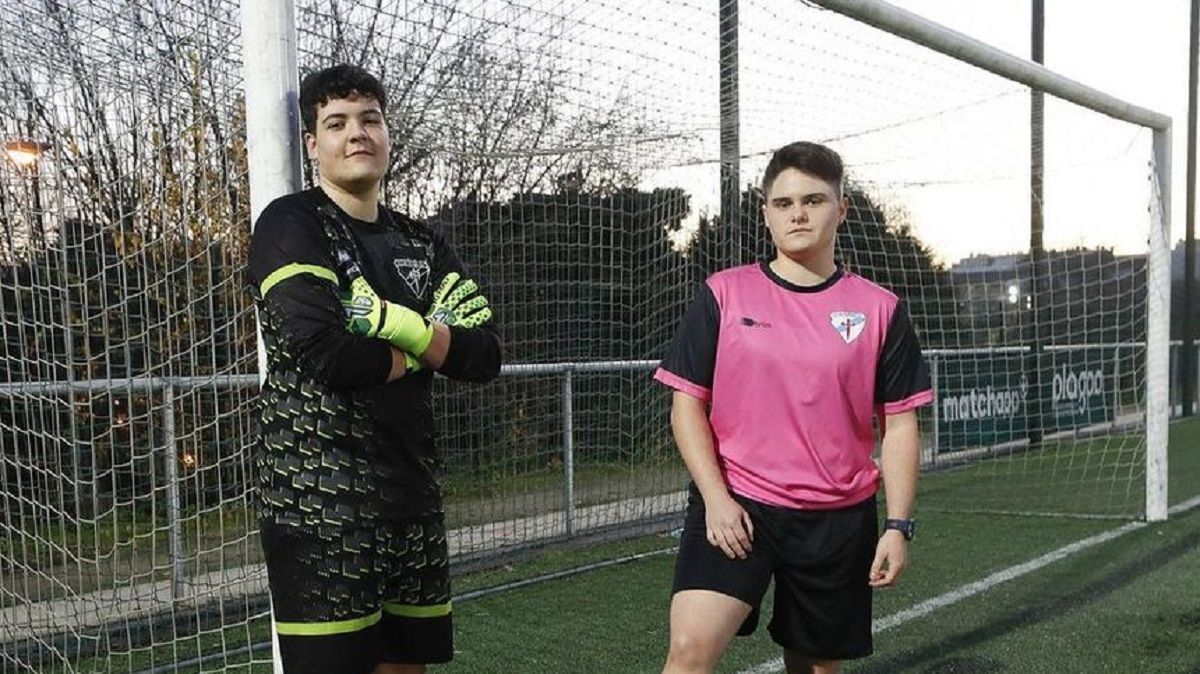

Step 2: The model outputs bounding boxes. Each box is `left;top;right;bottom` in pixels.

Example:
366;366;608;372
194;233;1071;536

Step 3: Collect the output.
884;518;916;541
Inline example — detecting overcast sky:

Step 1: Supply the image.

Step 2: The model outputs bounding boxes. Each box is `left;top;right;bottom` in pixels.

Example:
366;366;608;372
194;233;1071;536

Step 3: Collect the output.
612;0;1193;264
886;0;1191;262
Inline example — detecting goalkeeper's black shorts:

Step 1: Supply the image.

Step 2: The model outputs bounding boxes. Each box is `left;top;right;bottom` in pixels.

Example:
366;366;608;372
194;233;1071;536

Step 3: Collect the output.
672;483;877;660
260;515;452;674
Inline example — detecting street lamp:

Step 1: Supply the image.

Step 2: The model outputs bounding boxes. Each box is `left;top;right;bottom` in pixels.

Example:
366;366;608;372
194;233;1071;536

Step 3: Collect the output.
4;140;49;170
3;139;51;249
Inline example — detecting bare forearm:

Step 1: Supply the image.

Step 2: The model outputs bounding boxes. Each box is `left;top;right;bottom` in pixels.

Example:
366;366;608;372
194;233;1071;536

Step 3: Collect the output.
880;410;920;519
671;392;729;503
382;323;451;382
384;347;408;382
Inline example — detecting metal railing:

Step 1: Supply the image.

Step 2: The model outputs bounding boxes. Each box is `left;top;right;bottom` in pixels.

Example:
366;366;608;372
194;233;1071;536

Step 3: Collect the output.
0;360;661;597
3;345;1199;597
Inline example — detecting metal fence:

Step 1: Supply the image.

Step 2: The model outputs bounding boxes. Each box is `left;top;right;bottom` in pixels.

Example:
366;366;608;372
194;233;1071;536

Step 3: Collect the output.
4;343;1197;604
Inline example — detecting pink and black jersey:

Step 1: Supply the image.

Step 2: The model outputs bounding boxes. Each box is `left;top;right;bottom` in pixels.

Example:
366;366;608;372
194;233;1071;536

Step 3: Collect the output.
654;262;933;510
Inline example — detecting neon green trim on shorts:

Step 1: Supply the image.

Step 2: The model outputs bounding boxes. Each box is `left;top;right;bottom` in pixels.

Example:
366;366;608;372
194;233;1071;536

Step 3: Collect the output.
382;601;452;618
275;610;382;636
260;263;338;298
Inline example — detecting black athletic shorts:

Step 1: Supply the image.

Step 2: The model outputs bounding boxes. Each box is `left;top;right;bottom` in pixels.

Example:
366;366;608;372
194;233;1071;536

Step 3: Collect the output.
261;516;452;674
673;484;878;660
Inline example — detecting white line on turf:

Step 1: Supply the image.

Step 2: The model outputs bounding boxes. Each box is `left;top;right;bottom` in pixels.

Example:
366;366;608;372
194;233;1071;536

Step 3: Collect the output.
736;495;1200;674
454;546;677;602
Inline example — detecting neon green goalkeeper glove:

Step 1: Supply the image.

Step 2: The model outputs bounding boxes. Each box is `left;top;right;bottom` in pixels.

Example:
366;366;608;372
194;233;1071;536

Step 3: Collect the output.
426;272;493;327
341;276;434;356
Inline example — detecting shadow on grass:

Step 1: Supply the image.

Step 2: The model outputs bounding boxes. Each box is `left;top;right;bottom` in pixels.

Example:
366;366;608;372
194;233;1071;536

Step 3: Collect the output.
853;514;1200;673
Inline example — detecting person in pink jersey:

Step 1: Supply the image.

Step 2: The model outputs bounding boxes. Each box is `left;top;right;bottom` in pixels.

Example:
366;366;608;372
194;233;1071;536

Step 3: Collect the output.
656;141;932;674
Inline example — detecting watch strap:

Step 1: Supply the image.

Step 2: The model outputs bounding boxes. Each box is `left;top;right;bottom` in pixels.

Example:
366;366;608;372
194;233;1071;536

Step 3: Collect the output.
884;518;916;540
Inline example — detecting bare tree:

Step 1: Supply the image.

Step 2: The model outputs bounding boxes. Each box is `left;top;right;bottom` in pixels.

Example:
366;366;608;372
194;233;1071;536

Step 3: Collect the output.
298;0;659;213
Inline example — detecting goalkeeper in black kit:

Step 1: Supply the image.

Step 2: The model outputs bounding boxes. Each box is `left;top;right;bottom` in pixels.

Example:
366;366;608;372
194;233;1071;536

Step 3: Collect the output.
247;64;501;674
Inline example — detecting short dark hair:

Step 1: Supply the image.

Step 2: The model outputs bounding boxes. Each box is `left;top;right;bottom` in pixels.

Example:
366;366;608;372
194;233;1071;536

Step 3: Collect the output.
761;141;843;196
299;64;387;135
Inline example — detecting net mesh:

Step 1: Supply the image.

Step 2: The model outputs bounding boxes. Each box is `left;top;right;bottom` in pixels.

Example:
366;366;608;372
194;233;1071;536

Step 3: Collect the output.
291;0;715;559
732;1;1153;518
0;1;261;672
0;0;1164;671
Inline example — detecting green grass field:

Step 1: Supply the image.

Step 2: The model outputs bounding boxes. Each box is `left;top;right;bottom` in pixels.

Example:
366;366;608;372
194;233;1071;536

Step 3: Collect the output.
38;418;1200;673
451;416;1200;673
919;430;1150;518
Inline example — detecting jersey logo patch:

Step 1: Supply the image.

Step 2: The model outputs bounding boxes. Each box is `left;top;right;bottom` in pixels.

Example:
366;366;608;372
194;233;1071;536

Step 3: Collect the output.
393;258;430;297
830;311;867;344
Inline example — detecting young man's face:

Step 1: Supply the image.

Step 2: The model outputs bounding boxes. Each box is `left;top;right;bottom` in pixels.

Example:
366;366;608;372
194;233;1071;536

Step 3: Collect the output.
762;167;847;263
305;92;390;195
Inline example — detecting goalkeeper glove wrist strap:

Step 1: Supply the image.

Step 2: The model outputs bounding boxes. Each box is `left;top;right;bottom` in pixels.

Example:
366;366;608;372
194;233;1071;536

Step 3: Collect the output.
410;321;434;356
377;301;434;356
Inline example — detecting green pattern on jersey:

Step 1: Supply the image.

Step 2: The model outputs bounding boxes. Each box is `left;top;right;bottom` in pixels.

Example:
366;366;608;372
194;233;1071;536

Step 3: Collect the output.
252;287;442;527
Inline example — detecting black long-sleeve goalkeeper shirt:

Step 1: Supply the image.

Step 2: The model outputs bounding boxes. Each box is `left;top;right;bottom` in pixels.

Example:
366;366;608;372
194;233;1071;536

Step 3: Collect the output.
247;187;501;525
